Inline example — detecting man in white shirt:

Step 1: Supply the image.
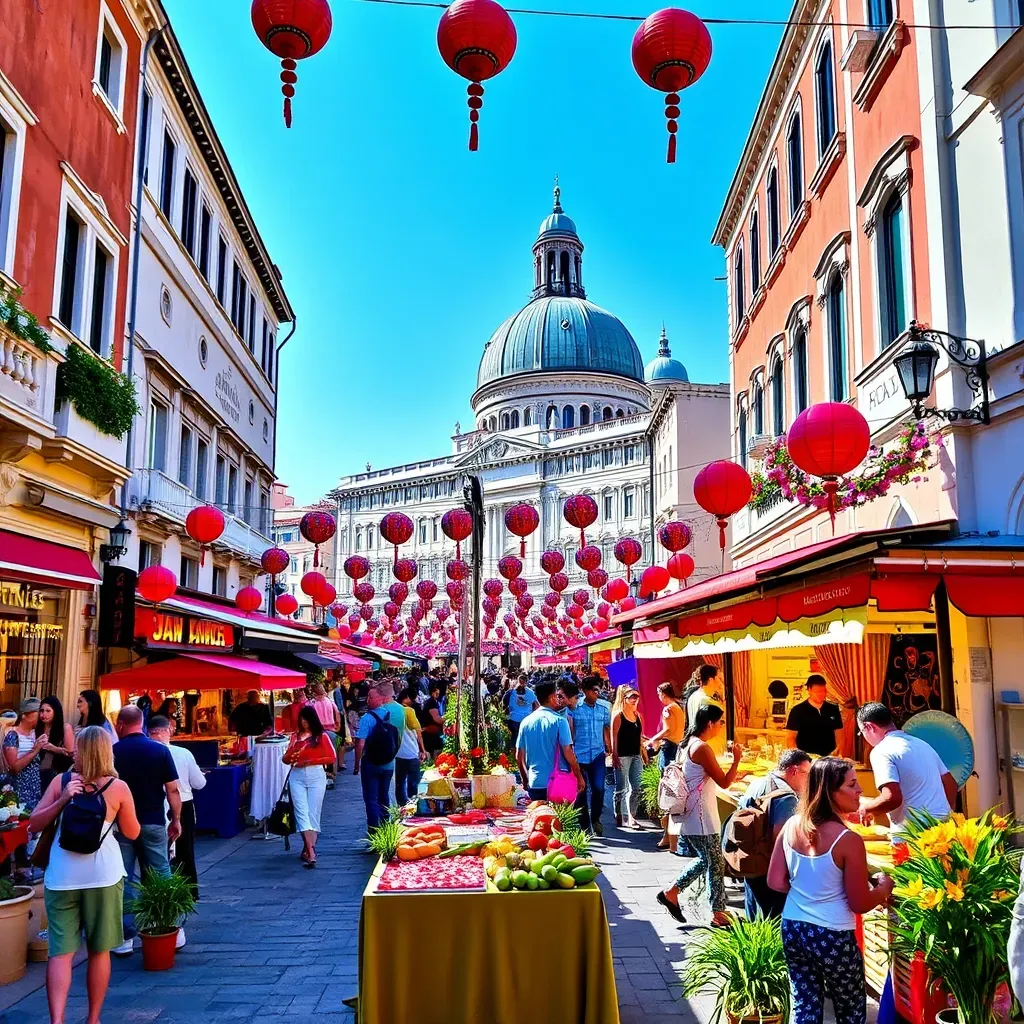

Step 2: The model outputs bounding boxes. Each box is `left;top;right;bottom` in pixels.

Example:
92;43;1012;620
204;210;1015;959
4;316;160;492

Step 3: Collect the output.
149;715;207;947
856;702;957;832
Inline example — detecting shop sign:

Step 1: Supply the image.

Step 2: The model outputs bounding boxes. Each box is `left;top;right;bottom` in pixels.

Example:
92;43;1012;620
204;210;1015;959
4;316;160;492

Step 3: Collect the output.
0;581;45;610
776;573;871;622
98;565;137;649
0;619;63;639
135;608;234;650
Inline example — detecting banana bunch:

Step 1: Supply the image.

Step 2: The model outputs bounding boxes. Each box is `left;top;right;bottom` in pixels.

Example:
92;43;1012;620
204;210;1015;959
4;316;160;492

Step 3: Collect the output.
480;836;518;859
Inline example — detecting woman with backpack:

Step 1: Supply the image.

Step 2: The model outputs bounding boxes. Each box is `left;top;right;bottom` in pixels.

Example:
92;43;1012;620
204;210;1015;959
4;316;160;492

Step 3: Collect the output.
29;725;140;1024
283;707;336;868
656;704;743;927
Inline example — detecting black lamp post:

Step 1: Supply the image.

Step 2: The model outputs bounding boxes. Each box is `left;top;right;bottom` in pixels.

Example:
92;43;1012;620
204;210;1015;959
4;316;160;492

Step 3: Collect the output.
893;320;989;424
100;519;130;564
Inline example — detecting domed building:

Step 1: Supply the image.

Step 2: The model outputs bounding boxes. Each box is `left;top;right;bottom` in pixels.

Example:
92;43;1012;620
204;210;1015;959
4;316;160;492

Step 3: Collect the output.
323;188;731;647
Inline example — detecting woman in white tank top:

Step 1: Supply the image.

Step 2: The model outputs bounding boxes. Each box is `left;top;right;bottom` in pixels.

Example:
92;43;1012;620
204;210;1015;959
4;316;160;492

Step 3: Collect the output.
766;758;894;1024
28;726;140;1024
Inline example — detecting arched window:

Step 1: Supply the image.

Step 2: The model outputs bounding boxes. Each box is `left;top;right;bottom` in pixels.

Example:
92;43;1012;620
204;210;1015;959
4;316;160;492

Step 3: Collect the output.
868;0;893;30
602;406;612;421
367;526;375;549
879;191;907;347
501;412;510;430
751;381;764;435
793;326;809;414
355;528;363;551
771;356;785;435
826;270;847;401
510;409;520;428
580;405;590;426
559;251;570;290
546;252;555;284
616;408;624;418
787;112;803;214
733;243;745;324
738;408;748;468
767;167;781;254
562;405;575;429
750;210;761;292
523;407;532;426
815;40;836;156
547;404;558;428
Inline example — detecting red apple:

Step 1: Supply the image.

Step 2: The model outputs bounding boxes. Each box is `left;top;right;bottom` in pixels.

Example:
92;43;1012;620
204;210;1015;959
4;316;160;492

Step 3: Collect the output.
559;845;576;859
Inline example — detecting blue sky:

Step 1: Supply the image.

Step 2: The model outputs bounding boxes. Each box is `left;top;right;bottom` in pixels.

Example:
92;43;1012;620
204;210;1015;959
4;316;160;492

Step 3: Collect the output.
165;0;789;504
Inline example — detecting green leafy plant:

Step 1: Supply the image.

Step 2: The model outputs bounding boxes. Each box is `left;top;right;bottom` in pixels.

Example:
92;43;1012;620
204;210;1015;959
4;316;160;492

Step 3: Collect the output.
365;818;405;861
679;916;791;1023
0;286;53;353
0;877;17;902
639;762;663;819
126;869;196;936
556;826;593;857
550;800;581;834
56;342;140;439
886;810;1022;1024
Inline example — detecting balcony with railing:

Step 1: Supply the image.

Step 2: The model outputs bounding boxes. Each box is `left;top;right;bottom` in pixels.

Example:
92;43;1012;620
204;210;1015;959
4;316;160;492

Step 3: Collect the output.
0;324;59;453
127;467;272;564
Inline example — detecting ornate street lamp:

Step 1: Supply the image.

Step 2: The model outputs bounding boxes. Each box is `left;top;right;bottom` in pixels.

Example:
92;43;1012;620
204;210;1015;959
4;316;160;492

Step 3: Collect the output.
100;520;130;564
893;320;989;423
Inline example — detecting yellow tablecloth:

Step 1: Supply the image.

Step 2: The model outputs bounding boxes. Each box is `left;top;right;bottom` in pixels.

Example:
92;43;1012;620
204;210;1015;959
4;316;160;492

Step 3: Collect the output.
358;861;620;1024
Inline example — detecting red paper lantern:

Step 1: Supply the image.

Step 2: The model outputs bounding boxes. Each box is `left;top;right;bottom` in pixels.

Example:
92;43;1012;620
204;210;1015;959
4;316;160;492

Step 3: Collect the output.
593;616;610;633
353;582;375;605
540;550;565;574
483;579;504;599
394;558;418;583
446;558;469;581
508;577;528;597
787;403;871;526
498;554;523;581
359;602;374;620
613;537;643;582
437;0;517;151
693;460;753;551
574;545;602;572
389;582;408;605
658;520;692;553
605;577;629;603
329;601;347;620
301;571;326;599
543;591;561;607
572;588;590;607
299;510;336;568
251;0;333;127
379;512;414;564
588;569;608;590
631;8;712;163
185;505;225;566
137;565;177;604
504;503;539;558
441;509;473;559
667;552;695;582
343;555;370;581
348;614;362;632
261;546;289;576
549;572;569;593
563;494;599;548
567;604;584;620
276;593;299;617
235;586;263;614
416;580;438;602
620;596;637;612
446;580;465;602
640;565;670;597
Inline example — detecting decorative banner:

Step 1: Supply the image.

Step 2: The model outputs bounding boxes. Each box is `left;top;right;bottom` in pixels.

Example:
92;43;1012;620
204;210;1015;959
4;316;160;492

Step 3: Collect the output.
134;608;234;651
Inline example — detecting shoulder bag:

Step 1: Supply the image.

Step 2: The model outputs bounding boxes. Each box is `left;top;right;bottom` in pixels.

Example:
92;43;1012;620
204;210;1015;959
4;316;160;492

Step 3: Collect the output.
266;768;296;850
547;730;578;803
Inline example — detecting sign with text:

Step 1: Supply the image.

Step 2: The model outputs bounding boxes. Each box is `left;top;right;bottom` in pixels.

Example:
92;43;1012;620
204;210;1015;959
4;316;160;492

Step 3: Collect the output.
99;565;137;648
135;608;234;651
0;581;45;611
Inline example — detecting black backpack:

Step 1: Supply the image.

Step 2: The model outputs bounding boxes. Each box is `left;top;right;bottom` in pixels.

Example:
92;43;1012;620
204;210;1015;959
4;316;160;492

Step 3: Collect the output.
58;772;116;854
363;709;400;766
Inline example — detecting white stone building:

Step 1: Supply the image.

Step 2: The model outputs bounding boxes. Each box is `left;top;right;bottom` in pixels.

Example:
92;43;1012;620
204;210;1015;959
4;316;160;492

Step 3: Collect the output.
326;189;731;621
120;28;292;599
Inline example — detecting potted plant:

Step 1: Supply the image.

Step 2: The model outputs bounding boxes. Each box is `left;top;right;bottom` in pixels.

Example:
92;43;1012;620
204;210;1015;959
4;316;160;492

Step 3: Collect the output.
0;876;34;985
887;810;1020;1024
126;869;197;972
679;916;790;1024
639;762;662;822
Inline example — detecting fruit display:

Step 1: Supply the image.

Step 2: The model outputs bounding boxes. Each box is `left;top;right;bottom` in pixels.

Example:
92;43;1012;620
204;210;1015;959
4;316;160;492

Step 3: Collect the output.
396;823;448;861
492;847;601;892
378;855;486;892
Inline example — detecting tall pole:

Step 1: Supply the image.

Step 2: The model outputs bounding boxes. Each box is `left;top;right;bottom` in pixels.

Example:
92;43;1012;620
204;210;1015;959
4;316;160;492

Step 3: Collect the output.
464;474;485;748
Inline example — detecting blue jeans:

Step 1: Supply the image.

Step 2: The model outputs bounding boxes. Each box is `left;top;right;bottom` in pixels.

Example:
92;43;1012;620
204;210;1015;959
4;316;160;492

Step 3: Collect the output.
118;823;170;937
360;761;394;829
575;755;607;829
394;757;421;805
613;754;643;821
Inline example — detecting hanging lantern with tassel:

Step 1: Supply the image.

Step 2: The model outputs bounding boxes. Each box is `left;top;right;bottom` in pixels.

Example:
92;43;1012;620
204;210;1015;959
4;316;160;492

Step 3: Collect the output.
185;505;225;566
693;460;753;552
504;503;539;558
379;512;414;565
562;494;598;549
299;510;336;568
441;508;473;559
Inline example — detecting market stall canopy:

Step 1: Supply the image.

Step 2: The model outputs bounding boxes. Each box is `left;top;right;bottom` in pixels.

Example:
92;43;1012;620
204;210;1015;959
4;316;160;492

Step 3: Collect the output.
296;650;372;671
99;653;306;691
559;629;622;655
536;652;583;665
156;593;321;650
0;529;102;590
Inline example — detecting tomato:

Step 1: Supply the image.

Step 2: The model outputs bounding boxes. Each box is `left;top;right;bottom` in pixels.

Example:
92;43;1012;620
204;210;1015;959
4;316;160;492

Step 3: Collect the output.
547;837;563;851
560;845;575;859
527;831;549;851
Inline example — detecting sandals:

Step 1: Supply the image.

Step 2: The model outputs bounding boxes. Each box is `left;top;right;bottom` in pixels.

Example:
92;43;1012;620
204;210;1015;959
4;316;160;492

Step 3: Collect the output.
656;890;686;923
304;858;317;869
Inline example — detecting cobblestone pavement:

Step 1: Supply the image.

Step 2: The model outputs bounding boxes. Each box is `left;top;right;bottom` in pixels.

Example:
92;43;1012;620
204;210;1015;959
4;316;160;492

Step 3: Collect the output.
0;770;877;1023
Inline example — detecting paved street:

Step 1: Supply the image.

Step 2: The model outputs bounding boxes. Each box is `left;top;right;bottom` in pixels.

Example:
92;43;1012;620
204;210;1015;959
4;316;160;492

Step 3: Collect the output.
0;772;874;1023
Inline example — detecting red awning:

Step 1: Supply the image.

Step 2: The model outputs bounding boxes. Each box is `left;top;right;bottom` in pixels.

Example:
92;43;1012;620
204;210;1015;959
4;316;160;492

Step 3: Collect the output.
559;629;622;655
164;593;319;637
944;575;1024;617
99;653;307;692
871;574;940;612
536;652;582;665
315;647;372;669
0;530;101;590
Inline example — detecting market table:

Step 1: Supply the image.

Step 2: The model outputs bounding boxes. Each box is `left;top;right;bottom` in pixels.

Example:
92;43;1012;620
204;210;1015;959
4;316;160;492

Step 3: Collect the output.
358;860;620;1024
0;821;28;862
250;737;289;821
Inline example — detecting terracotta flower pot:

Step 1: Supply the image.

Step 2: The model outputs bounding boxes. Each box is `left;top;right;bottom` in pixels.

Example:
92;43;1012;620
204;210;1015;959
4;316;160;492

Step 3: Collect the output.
935;1011;959;1024
0;885;33;984
727;1014;783;1024
140;930;178;972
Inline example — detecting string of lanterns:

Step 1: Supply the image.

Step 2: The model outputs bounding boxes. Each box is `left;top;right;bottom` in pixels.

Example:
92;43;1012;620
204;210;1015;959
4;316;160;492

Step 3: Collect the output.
250;0;713;160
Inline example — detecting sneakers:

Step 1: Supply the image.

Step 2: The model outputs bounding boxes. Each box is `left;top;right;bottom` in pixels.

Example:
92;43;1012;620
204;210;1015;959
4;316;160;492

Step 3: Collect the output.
112;939;134;957
175;929;186;950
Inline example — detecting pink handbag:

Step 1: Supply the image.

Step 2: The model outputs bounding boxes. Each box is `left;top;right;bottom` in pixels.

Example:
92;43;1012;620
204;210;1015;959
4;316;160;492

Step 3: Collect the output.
547;742;578;803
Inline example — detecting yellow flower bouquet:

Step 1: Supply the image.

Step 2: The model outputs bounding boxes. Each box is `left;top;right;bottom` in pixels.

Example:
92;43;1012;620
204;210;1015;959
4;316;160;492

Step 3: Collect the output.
887;811;1020;1023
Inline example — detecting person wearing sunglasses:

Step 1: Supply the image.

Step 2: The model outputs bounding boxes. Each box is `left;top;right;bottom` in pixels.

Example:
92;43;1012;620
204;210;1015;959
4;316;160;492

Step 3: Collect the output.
611;686;648;829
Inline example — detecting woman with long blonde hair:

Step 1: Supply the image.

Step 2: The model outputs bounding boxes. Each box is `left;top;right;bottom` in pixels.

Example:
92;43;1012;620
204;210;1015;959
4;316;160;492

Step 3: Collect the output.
30;726;140;1024
767;757;893;1024
610;685;647;829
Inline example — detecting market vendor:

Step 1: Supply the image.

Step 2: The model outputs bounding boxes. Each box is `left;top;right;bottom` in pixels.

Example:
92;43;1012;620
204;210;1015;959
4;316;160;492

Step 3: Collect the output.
785;675;843;757
228;690;273;738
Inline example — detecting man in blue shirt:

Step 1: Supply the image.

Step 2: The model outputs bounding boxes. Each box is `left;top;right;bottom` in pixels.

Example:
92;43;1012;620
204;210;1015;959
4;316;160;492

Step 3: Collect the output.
502;673;538;744
515;681;584;801
571;676;612;834
354;679;407;829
